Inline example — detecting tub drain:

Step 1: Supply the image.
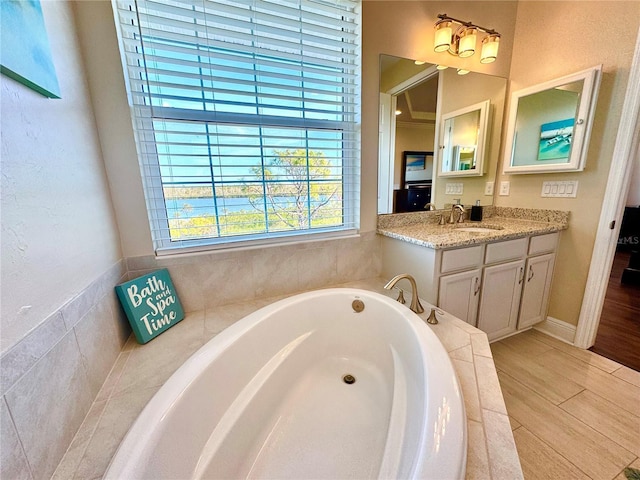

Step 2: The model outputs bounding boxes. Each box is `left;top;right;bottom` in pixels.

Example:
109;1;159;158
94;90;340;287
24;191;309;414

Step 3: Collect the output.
343;374;356;384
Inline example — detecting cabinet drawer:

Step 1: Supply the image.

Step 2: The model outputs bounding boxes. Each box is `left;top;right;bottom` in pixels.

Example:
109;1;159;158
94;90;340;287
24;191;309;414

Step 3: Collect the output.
485;237;527;264
529;232;559;255
441;245;484;273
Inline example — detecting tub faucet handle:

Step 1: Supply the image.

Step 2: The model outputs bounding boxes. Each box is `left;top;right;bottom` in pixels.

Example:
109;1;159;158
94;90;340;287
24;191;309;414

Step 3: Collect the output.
426;308;439;325
396;288;406;304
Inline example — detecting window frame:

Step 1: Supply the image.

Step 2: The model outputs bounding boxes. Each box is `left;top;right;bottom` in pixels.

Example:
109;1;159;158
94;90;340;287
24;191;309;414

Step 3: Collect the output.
113;0;361;254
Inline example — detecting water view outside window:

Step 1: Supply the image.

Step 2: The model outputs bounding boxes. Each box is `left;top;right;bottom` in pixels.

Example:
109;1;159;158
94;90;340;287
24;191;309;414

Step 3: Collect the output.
116;0;360;250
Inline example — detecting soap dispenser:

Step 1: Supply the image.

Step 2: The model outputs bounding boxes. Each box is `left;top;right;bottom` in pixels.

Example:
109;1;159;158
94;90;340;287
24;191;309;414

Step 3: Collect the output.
470;200;483;221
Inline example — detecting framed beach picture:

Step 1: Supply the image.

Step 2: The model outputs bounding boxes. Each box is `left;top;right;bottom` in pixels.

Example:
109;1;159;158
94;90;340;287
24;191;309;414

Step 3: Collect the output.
1;0;60;98
404;151;428;171
537;118;575;161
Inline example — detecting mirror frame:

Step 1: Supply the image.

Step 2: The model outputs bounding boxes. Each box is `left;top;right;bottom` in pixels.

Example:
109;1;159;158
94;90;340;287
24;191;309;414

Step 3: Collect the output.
437;99;490;178
503;65;602;174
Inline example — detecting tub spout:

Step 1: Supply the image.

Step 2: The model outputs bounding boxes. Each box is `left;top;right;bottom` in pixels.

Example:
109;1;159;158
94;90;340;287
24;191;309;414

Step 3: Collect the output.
384;274;425;314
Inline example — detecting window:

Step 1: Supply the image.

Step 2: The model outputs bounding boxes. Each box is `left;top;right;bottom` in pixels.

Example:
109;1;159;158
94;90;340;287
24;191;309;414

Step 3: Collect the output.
114;0;361;253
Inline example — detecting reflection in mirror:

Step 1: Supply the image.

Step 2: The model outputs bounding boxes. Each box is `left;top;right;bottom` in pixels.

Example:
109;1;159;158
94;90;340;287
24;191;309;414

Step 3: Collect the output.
503;65;601;174
438;100;489;176
378;54;507;213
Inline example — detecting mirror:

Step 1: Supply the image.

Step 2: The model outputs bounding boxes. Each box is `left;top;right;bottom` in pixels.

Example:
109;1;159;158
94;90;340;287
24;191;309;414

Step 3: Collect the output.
503;65;602;174
378;55;507;213
438;100;490;177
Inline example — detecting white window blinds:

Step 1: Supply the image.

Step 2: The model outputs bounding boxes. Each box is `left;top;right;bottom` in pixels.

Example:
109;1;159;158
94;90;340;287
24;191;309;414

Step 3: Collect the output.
114;0;361;252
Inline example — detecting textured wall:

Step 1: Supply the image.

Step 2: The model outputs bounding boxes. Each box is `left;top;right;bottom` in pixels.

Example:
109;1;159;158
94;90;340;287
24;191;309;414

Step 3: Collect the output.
495;1;640;326
0;0;122;353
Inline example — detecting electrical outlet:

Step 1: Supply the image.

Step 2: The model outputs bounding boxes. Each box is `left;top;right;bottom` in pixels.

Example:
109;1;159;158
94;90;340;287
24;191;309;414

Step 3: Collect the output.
499;181;510;196
485;181;494;196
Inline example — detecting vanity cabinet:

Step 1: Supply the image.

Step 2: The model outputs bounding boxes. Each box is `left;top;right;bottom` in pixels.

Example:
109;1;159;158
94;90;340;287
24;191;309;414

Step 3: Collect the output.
439;269;481;327
381;231;559;341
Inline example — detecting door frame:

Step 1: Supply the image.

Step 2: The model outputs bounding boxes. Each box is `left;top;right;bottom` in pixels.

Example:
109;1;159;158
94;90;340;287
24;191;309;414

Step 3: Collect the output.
377;65;439;214
574;27;640;348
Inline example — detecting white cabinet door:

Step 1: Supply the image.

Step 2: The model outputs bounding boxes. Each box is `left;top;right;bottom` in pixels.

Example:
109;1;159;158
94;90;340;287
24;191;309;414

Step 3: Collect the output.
518;253;556;329
477;260;526;341
439;269;481;326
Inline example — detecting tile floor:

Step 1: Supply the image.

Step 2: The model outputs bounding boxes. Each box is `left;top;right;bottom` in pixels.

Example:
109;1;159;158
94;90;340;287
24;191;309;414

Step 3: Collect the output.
492;329;640;480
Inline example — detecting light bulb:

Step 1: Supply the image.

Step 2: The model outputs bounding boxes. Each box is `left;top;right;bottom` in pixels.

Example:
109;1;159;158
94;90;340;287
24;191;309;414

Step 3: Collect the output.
434;20;453;53
458;27;477;58
480;34;500;63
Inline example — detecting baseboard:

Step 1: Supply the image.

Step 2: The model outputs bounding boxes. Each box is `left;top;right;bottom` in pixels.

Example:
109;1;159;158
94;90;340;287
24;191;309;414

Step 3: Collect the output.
533;316;577;345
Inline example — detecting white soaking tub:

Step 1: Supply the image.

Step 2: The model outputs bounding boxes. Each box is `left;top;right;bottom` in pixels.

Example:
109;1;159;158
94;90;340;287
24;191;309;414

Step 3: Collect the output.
105;288;466;479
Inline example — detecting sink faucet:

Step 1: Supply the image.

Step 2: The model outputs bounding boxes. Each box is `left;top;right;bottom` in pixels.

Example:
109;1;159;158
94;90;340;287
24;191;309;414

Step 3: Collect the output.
424;202;435;211
448;204;465;224
384;274;425;314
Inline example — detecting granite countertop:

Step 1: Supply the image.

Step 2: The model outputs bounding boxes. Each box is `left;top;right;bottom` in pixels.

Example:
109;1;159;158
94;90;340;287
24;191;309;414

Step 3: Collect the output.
377;206;569;249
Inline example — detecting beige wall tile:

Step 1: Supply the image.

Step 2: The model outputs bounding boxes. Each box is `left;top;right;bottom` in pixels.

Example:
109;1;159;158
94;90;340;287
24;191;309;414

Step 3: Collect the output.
449;344;473;363
51;399;107;480
251;247;300;298
73;386;159;480
94;351;131;404
0;311;66;391
74;298;124;397
470;333;492;358
452;358;482;422
465;420;491;480
5;333;94;479
474;355;508;415
113;312;205;397
482;409;523;479
1;397;33;480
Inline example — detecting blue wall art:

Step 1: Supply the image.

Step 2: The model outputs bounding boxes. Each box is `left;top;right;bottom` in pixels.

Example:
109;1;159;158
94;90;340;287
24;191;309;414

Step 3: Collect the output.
1;0;60;98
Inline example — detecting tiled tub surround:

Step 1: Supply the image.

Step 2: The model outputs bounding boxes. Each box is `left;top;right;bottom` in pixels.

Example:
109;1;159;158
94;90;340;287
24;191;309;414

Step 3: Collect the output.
377;207;569;249
0;233;381;480
53;278;523;480
128;231;382;314
0;260;129;480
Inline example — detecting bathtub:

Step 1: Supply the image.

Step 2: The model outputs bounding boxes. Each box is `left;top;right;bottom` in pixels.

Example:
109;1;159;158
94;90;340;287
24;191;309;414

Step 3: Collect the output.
105;288;466;479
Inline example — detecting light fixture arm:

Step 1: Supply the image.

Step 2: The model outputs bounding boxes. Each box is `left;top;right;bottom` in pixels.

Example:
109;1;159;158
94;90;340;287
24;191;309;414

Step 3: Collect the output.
437;13;499;36
434;13;501;65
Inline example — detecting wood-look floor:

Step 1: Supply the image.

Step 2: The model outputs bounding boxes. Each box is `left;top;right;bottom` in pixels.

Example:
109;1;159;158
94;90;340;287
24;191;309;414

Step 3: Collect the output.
591;250;640;372
492;330;640;480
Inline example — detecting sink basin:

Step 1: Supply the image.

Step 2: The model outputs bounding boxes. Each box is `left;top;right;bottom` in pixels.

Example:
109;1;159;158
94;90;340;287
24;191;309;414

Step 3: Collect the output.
456;226;502;233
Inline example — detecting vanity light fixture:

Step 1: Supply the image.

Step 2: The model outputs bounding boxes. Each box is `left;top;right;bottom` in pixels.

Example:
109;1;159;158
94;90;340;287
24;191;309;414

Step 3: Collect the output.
434;14;501;64
436;64;448;70
457;68;470;75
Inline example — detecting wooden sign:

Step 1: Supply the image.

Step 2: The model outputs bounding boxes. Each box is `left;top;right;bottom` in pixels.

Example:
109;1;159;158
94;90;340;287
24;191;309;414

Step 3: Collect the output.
115;269;184;344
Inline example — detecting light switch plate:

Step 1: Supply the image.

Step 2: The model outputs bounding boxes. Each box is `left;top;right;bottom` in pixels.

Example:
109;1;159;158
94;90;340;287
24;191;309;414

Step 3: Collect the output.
485;181;494;195
446;183;464;195
541;180;578;198
499;181;510;196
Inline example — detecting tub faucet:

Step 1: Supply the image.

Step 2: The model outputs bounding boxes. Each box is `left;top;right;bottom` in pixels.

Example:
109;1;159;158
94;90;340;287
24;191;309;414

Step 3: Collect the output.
384;274;425;314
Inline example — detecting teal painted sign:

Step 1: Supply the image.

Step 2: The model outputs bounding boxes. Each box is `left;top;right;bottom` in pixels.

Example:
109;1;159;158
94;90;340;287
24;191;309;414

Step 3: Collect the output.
115;269;184;344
